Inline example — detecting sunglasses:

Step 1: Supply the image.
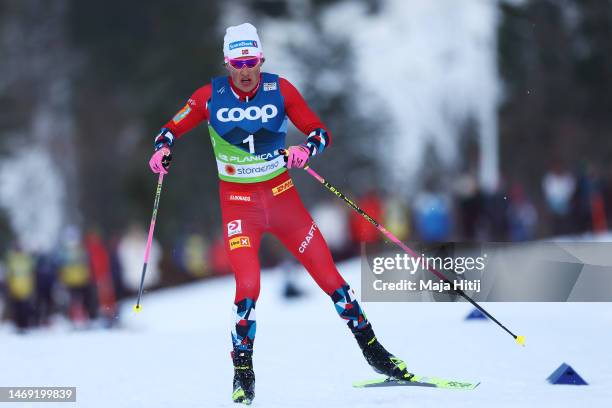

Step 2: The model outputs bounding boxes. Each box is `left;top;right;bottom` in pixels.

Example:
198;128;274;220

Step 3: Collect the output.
228;57;261;69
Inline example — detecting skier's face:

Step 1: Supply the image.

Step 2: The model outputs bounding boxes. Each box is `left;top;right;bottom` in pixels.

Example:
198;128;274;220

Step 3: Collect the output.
226;56;263;92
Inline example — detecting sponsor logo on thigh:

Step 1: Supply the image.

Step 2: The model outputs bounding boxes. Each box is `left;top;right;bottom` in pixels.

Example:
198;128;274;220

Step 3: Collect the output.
229;236;251;250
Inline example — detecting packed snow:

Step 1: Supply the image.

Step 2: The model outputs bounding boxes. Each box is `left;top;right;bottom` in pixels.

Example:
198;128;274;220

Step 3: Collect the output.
1;258;610;407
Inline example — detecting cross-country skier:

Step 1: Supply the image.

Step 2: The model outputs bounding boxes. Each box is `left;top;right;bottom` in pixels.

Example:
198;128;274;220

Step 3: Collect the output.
148;23;413;404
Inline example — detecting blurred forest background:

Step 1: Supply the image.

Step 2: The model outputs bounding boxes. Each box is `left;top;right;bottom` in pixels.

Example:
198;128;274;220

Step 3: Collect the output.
1;0;611;260
2;0;612;328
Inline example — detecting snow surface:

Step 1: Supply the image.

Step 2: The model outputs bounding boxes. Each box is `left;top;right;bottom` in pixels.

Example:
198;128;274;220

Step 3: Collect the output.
1;258;611;408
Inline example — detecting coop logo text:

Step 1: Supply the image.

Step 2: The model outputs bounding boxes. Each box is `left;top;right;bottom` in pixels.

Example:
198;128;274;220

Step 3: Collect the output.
217;105;278;123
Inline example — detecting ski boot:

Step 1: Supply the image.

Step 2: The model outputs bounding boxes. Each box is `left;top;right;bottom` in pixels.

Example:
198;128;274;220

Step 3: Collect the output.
353;324;414;381
232;349;255;405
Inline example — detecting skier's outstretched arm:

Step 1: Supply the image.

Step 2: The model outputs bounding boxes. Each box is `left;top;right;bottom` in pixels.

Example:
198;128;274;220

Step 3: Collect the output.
279;77;332;169
149;84;212;174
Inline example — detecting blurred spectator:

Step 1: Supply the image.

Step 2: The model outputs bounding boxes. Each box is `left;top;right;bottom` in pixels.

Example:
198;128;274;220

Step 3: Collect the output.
279;259;306;300
507;183;538;241
572;164;607;233
542;164;576;235
57;226;97;324
257;234;308;299
117;223;161;293
175;231;210;279
311;199;351;259
209;236;232;276
482;184;510;241
0;262;5;321
350;190;384;248
34;252;57;326
602;163;612;229
85;229;118;326
384;195;411;242
4;243;36;331
454;171;482;240
412;186;452;243
108;232;126;300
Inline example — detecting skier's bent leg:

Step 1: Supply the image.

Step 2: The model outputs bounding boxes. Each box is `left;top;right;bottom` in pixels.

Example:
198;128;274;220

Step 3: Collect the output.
270;189;412;380
331;284;414;381
278;224;413;380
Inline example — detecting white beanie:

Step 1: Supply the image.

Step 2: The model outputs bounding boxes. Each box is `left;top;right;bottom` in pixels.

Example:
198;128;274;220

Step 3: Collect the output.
223;23;264;61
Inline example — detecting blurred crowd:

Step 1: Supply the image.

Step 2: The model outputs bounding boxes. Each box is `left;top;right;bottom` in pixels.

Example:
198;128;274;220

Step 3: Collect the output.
313;160;610;249
1;161;609;333
450;161;610;242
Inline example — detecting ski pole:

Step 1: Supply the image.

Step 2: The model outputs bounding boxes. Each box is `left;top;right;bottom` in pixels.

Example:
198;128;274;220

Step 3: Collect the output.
133;172;165;313
300;163;525;346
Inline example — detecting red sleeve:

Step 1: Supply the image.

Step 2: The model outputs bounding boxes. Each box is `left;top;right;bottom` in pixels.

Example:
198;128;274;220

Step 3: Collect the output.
163;84;212;139
279;77;332;145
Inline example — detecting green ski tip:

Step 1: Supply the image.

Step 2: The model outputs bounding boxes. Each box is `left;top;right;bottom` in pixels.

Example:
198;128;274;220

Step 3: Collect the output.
353;375;480;390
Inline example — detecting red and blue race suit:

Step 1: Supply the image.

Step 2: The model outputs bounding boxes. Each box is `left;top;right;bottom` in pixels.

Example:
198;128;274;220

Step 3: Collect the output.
160;73;365;350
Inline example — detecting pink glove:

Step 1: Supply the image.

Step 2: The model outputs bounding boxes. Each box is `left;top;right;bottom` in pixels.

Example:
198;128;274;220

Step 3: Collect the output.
149;147;172;174
286;145;310;169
